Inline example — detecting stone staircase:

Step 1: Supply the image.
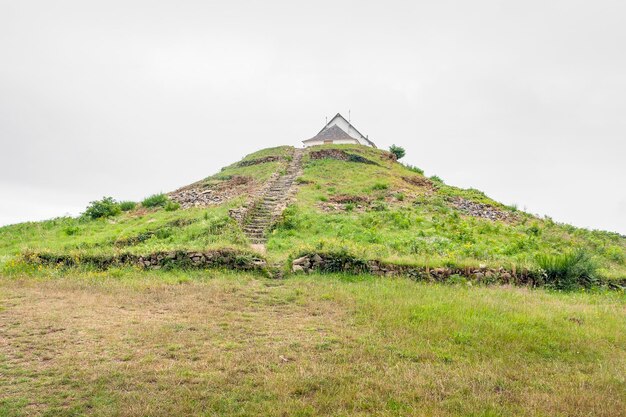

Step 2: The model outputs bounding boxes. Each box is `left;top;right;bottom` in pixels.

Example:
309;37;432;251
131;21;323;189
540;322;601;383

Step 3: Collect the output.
243;149;304;245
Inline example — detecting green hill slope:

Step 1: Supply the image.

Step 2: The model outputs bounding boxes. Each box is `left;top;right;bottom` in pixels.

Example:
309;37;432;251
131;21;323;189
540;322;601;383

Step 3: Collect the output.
1;144;624;285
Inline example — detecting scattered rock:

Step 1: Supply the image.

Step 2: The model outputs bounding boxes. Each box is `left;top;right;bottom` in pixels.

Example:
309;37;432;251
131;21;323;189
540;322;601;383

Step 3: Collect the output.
449;197;517;222
169;175;255;209
292;256;309;266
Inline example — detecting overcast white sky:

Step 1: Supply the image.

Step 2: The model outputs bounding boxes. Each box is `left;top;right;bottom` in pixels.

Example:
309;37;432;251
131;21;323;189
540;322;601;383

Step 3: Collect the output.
1;0;625;234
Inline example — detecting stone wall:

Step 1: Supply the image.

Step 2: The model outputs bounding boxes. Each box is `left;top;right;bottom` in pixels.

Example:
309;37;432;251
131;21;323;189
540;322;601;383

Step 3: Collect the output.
25;249;267;272
291;252;539;286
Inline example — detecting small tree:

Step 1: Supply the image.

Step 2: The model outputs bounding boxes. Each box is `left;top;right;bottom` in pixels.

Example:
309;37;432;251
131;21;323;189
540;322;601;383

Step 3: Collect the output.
389;144;406;160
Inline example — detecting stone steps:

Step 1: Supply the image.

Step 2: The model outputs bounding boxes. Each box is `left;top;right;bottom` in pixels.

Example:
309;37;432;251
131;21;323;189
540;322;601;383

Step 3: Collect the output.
242;149;304;245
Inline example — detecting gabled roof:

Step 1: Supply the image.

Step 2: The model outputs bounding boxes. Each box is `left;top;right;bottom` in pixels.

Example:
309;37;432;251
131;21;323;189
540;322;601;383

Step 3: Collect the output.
308;113;377;147
303;124;359;144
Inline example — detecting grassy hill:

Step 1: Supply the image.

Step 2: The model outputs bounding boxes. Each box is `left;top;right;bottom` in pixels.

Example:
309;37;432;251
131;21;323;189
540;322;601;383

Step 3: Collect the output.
1;144;624;286
1;144;625;416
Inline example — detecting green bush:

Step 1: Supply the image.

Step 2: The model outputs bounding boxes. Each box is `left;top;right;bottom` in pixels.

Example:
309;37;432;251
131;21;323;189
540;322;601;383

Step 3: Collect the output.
164;201;181;212
83;197;121;220
389;144;406;160
119;201;136;211
142;193;168;208
536;250;598;290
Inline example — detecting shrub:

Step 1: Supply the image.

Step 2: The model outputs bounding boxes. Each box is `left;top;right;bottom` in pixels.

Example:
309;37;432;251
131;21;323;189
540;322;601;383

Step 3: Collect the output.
371;183;389;191
526;223;542;237
142;193;168;208
394;192;405;201
119;201;136;211
83;197;121;220
164;200;180;212
389;144;406;160
536;250;598;290
430;175;444;184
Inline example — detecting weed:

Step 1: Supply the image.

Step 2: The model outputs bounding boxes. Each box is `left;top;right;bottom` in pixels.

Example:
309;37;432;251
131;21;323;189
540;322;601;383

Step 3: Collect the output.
537;250;598;289
63;226;80;236
403;164;424;174
371;183;389;191
119;201;136;211
142;193;168;208
164;201;181;212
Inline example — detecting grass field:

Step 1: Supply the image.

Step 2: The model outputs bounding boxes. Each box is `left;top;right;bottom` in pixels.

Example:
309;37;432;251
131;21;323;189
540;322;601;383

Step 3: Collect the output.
1;271;624;416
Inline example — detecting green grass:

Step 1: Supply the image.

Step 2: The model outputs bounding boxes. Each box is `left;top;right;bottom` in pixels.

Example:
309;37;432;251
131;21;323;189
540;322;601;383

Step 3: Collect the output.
263;145;625;282
0;202;248;259
0;144;624;283
208;145;294;183
1;143;625;415
0;271;624;416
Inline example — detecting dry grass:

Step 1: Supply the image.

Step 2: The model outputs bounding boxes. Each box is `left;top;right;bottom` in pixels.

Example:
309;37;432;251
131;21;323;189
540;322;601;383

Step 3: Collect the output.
1;272;625;416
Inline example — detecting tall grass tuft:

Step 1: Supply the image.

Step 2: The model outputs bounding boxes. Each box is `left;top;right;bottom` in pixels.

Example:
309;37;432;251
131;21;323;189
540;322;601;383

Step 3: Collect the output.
142;193;168;208
119;201;136;211
536;250;598;290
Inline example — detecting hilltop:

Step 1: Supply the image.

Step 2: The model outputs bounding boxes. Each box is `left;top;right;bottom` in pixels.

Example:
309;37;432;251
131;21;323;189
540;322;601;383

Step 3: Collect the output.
1;144;624;287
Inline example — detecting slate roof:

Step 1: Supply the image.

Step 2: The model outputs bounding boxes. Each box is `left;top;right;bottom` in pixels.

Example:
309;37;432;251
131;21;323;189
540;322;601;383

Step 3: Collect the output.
304;113;377;147
303;125;359;144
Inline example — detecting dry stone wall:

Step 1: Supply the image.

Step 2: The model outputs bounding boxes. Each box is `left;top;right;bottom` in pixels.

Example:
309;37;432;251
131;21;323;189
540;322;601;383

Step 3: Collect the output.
26;249;267;272
291;252;538;286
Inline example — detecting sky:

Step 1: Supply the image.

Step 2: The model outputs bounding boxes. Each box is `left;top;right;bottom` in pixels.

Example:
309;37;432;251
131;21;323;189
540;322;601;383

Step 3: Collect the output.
1;0;625;234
